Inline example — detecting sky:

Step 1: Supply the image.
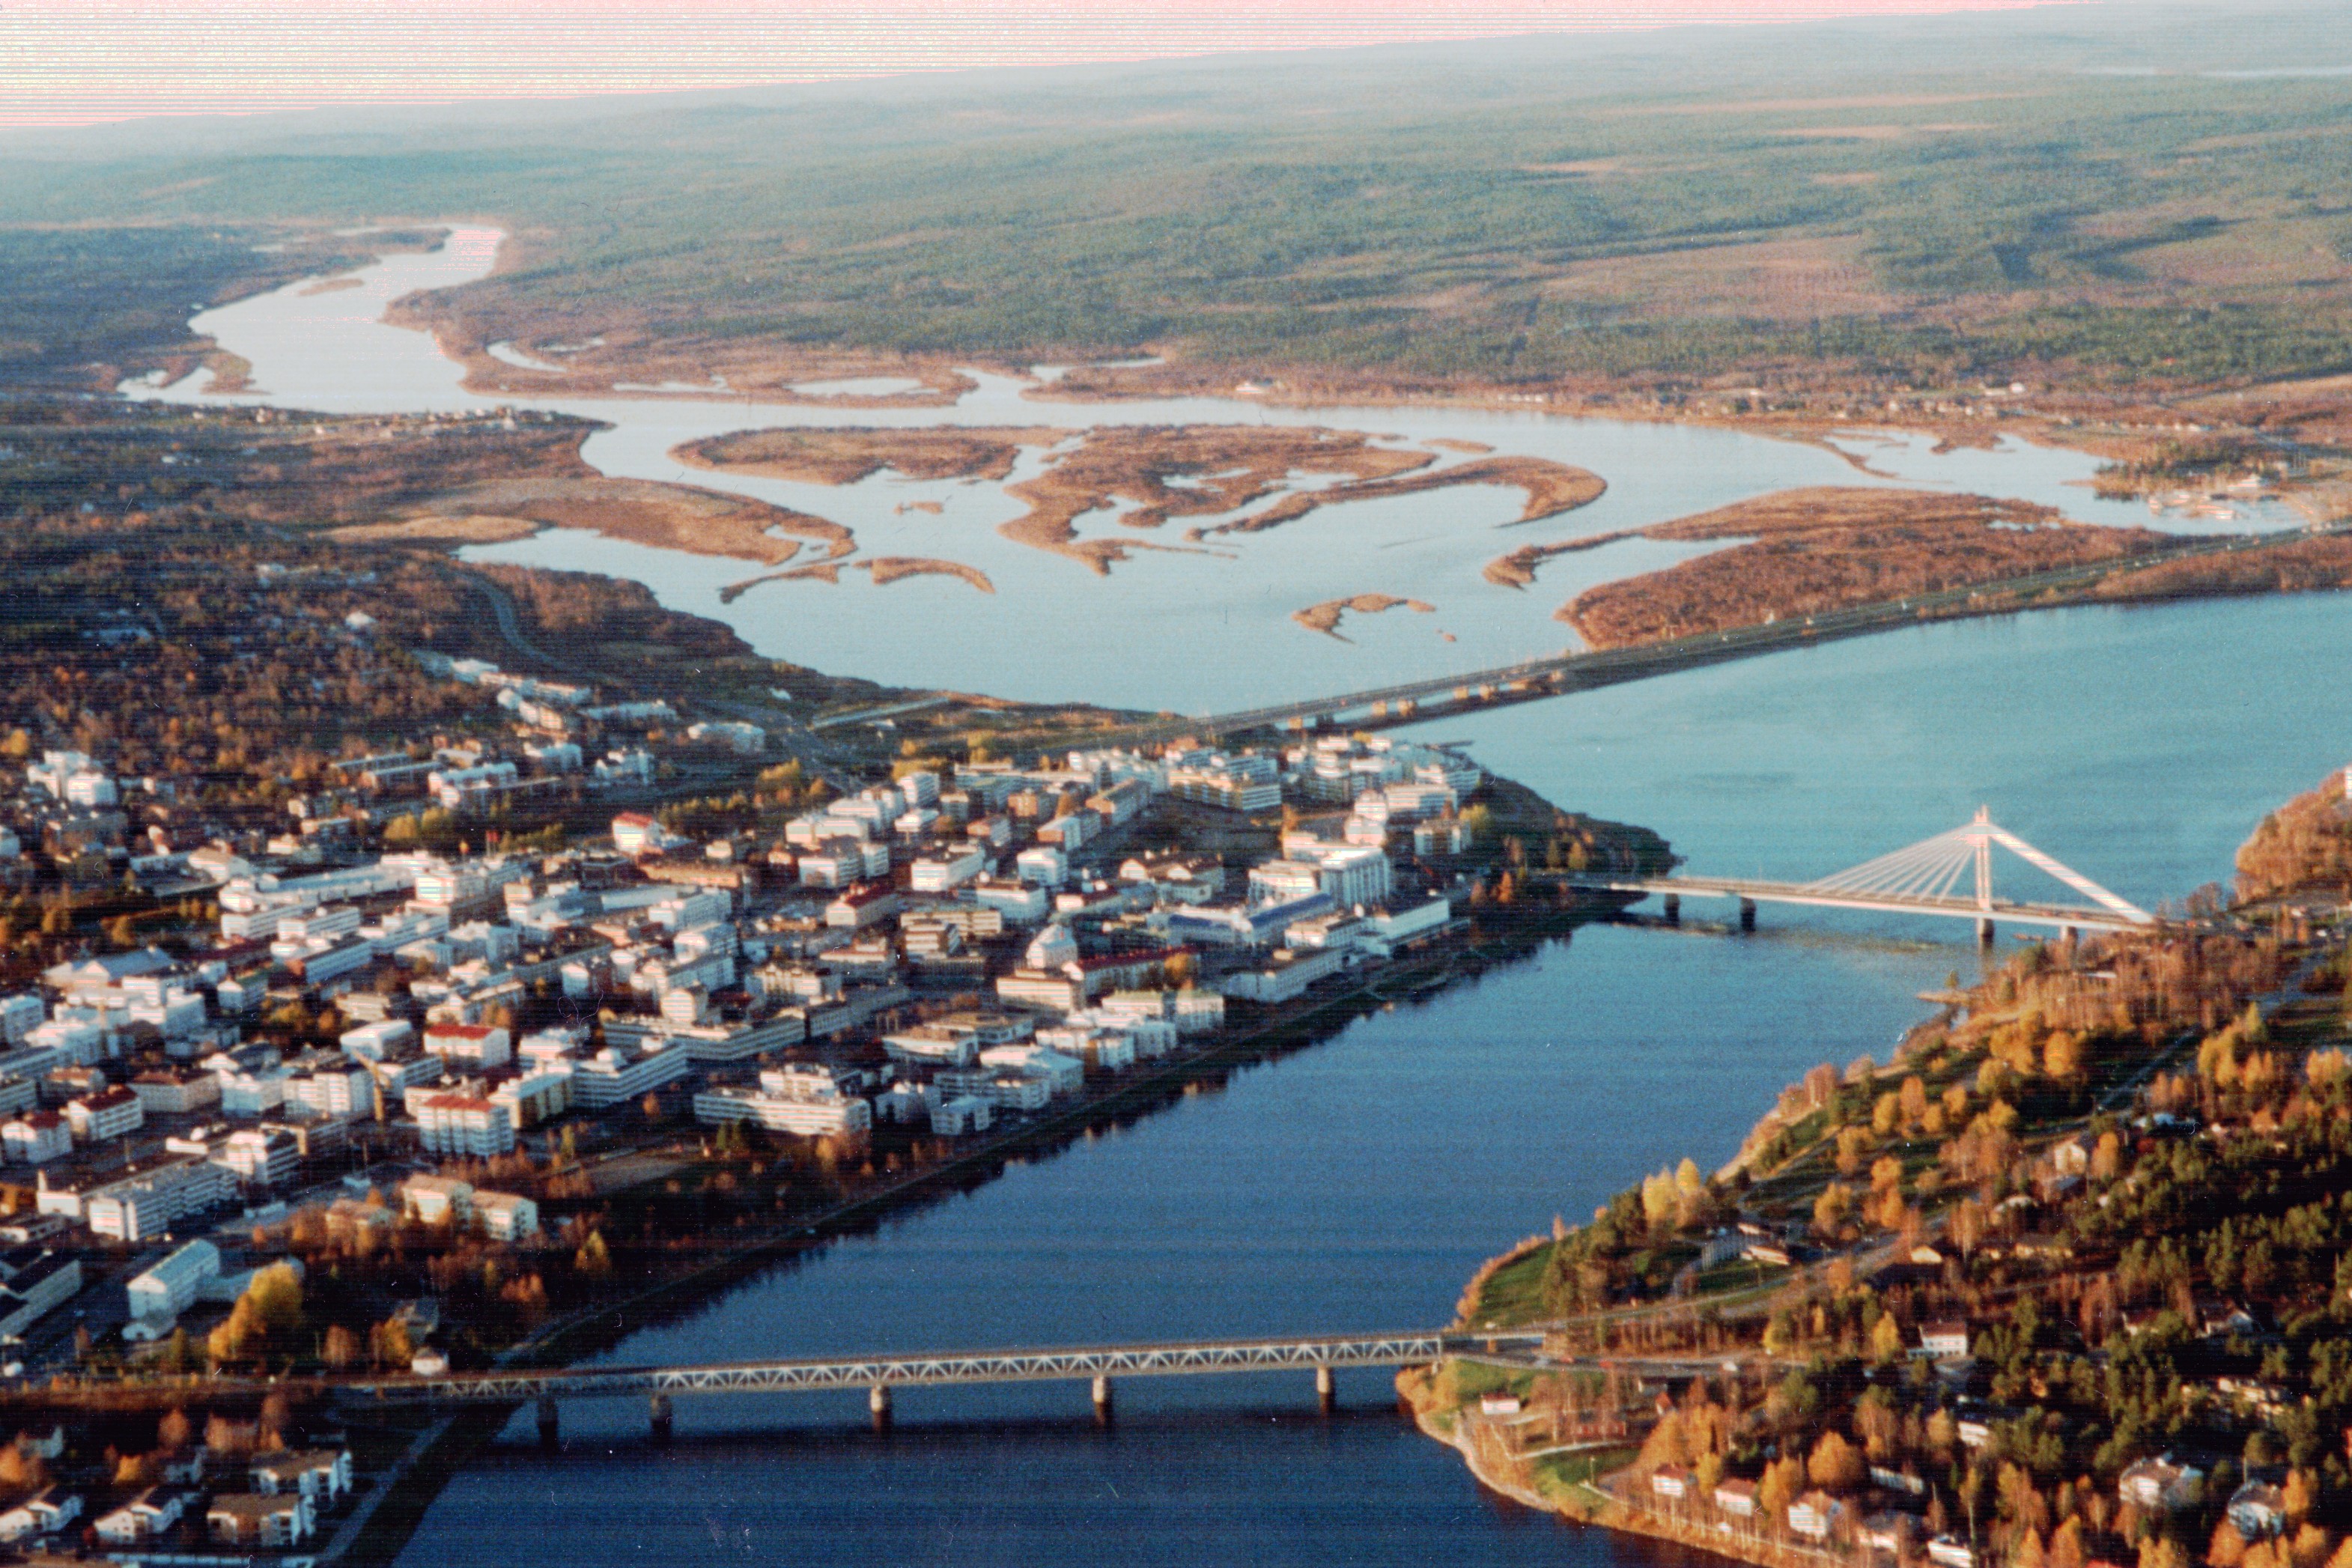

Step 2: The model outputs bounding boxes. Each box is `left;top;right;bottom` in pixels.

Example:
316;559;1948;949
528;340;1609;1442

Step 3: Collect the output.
1;0;2084;127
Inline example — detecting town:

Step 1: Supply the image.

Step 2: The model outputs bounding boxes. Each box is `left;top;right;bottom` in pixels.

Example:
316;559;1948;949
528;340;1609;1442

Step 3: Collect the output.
0;625;1662;1557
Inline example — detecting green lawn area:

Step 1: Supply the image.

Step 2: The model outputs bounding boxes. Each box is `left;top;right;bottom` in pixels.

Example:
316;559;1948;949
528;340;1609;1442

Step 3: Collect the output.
1467;1242;1561;1327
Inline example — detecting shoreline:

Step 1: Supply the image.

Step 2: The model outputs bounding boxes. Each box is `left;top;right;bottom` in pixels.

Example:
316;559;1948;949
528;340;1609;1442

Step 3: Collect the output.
1395;771;2347;1568
306;894;1633;1565
1409;1389;1847;1568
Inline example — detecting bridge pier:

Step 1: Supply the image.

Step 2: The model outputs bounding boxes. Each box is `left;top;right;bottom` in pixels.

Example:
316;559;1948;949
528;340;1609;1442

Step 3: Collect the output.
869;1384;892;1432
1662;894;1680;926
1977;917;1995;947
1739;897;1756;932
1316;1364;1335;1414
536;1395;559;1451
1093;1376;1114;1426
649;1394;673;1444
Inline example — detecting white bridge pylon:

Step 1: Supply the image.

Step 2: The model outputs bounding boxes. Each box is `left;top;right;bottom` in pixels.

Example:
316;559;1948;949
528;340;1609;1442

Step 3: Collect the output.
1571;808;2158;938
1803;808;2152;926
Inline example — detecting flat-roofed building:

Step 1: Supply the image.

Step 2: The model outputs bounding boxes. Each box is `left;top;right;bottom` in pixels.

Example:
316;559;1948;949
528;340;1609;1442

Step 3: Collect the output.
127;1239;219;1320
413;1093;515;1157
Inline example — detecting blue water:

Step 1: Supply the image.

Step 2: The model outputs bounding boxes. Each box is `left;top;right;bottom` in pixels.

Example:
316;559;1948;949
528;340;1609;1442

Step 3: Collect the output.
390;589;2352;1566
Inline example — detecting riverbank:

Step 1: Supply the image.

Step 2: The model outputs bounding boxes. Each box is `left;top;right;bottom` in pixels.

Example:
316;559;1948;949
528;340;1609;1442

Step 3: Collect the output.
183;766;1647;1564
1403;769;2352;1568
314;887;1638;1564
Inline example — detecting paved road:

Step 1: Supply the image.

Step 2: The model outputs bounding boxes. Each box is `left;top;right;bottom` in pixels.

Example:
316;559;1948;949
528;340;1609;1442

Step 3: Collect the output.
445;565;857;791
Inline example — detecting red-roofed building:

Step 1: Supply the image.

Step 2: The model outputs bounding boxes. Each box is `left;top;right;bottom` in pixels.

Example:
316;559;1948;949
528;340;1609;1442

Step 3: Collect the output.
65;1084;144;1143
1;1111;70;1164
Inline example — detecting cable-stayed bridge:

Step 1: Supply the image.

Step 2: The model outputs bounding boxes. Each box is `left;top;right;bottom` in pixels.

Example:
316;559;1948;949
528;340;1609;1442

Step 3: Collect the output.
1557;809;2156;943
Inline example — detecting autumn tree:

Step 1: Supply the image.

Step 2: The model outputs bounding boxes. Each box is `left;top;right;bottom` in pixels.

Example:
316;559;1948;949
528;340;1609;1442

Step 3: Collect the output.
1809;1431;1866;1493
1759;1455;1807;1526
156;1409;192;1451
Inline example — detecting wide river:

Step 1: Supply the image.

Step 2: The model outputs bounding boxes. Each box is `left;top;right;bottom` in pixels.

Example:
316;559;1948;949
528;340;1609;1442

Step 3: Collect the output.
130;231;2352;1564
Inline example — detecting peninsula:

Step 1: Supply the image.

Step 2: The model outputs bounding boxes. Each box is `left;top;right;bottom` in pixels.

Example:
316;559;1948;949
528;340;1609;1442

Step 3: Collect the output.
1410;776;2352;1568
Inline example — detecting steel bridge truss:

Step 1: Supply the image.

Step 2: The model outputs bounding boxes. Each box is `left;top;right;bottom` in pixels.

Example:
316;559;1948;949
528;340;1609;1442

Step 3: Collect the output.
342;1331;1453;1406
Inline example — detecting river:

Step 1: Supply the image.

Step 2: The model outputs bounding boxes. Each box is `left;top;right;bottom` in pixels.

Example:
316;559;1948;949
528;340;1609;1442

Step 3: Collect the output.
127;226;2290;714
121;230;2352;1564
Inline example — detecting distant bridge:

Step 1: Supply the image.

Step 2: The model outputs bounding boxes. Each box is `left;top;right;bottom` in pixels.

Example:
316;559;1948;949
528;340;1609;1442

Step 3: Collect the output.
1106;526;2302;747
1558;809;2156;943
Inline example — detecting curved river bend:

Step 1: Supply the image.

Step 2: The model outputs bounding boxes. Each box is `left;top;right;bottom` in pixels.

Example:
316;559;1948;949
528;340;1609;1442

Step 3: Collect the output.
131;226;2286;714
124;231;2352;1565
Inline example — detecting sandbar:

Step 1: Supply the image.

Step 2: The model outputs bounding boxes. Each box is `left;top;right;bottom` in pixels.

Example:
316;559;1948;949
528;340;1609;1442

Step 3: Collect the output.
1292;593;1438;639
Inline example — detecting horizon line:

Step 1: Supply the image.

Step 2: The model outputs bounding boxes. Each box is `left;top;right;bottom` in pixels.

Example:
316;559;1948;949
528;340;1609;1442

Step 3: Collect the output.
0;0;2093;132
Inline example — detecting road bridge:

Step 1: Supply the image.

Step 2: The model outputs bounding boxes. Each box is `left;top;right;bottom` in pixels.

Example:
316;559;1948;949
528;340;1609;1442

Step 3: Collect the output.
1114;526;2302;747
337;1329;1468;1438
326;1329;1745;1441
1556;809;2155;943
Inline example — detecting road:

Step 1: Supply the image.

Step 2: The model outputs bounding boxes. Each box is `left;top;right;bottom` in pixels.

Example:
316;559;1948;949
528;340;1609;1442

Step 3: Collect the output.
1092;520;2338;747
443;565;858;791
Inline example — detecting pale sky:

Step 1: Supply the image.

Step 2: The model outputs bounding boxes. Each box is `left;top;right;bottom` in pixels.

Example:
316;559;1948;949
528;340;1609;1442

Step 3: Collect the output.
1;0;2080;127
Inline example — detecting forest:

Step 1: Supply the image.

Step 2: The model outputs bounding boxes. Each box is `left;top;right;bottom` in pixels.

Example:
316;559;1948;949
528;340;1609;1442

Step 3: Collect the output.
1421;774;2352;1568
1;5;2350;396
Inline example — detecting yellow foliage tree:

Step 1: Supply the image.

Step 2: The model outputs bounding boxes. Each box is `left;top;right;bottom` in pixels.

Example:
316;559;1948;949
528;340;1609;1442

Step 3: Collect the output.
1813;1182;1854;1239
1808;1431;1866;1493
2043;1031;2084;1084
1758;1455;1805;1525
1898;1075;1929;1130
2051;1518;2088;1568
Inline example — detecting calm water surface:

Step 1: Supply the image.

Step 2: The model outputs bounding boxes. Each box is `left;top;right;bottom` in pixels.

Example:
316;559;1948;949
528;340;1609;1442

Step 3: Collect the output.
126;226;2291;713
118;228;2352;1563
393;595;2352;1567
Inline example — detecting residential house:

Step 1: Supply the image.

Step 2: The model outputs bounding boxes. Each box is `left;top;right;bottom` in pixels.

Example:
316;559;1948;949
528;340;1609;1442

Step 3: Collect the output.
1917;1321;1972;1359
249;1447;353;1501
2228;1482;2288;1540
2118;1457;2204;1512
1788;1491;1841;1542
207;1492;314;1547
93;1487;188;1543
0;1486;81;1541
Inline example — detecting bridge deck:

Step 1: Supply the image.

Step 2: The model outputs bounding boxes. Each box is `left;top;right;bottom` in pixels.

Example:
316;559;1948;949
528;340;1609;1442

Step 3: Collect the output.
341;1330;1462;1406
1558;875;2148;932
1126;525;2299;744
